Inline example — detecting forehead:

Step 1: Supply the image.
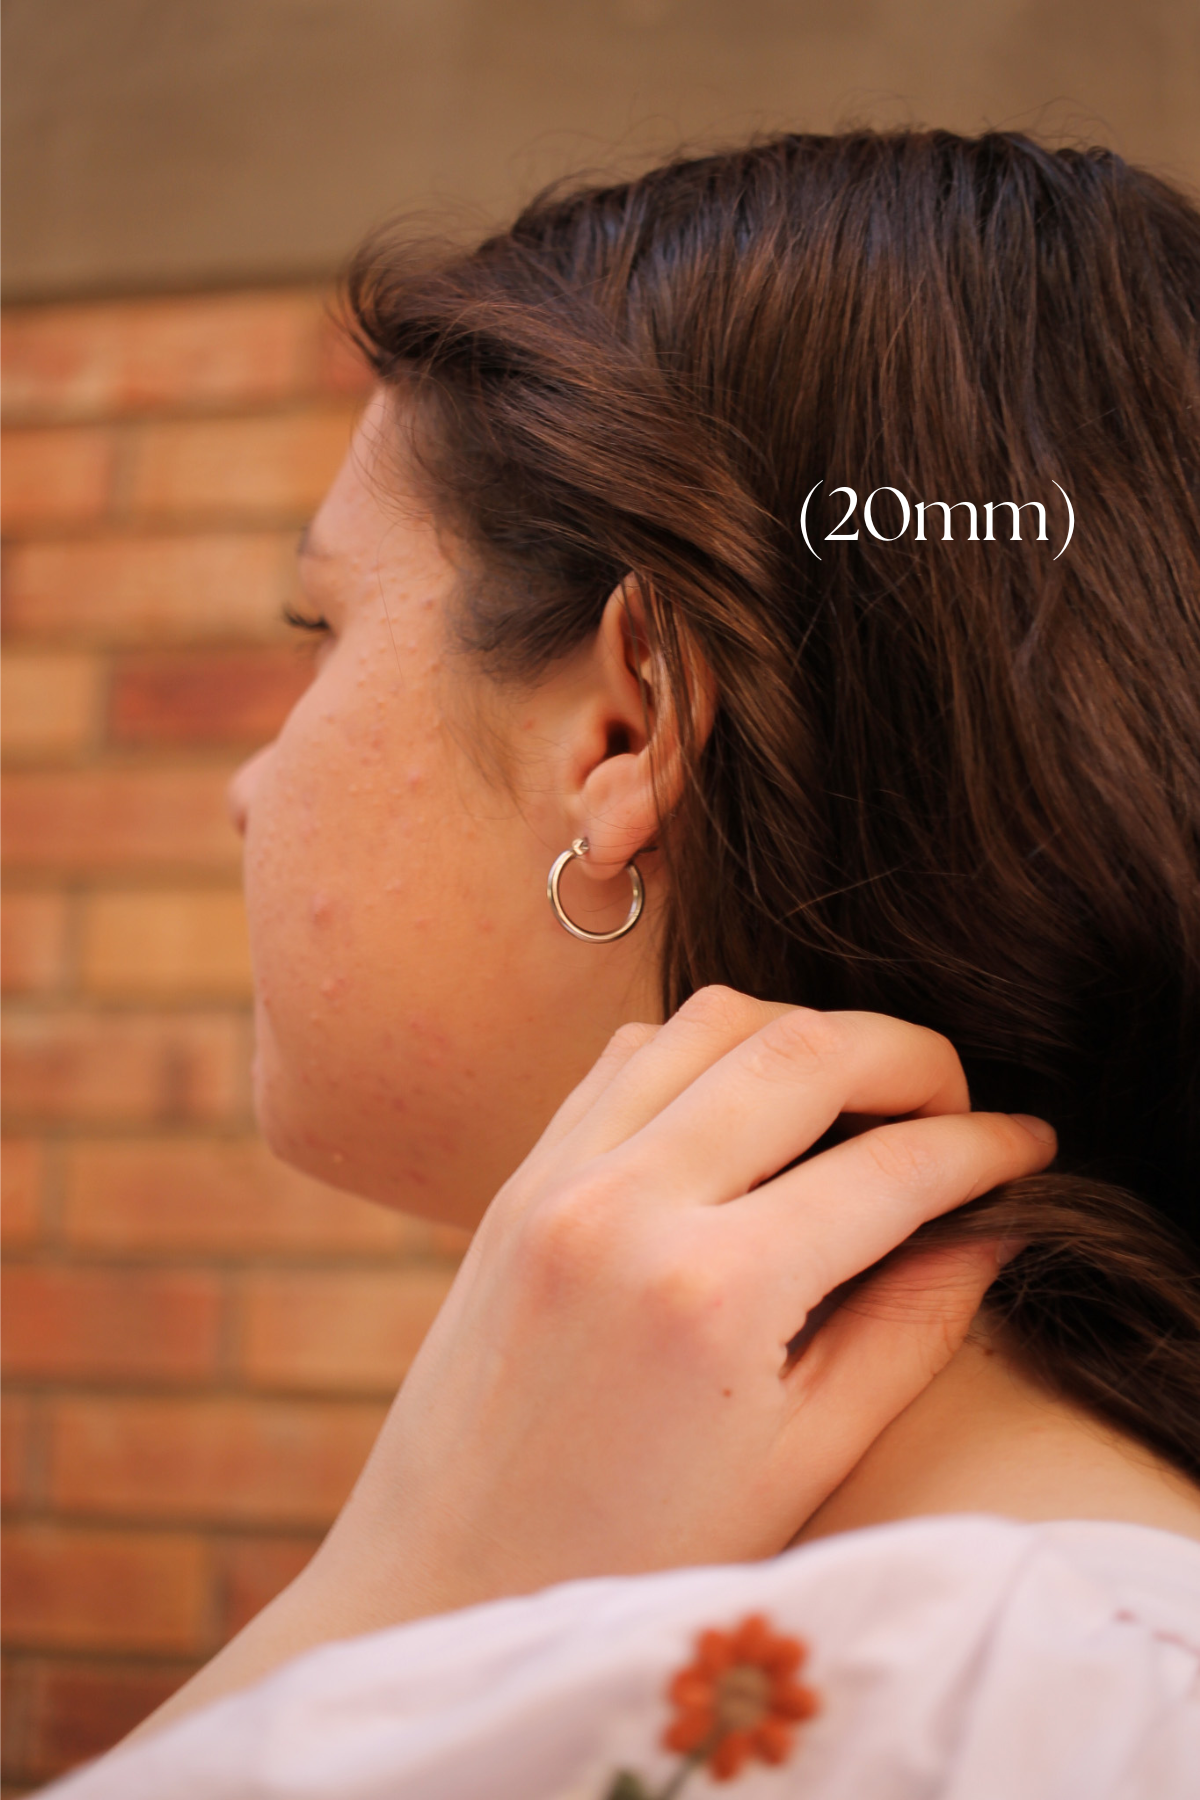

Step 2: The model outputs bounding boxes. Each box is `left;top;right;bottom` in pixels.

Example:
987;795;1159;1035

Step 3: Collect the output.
304;387;443;567
297;399;475;672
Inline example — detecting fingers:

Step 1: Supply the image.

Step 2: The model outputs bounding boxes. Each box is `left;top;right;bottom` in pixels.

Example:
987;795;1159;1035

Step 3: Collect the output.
552;988;794;1161
741;1110;1056;1319
602;1003;972;1206
778;1240;1001;1492
534;1020;661;1153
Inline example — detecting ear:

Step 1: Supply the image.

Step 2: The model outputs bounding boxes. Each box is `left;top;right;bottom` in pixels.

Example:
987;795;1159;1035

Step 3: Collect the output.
571;578;716;883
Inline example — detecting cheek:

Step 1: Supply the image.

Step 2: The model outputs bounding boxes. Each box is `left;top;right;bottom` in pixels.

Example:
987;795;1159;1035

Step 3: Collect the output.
240;663;484;1106
245;696;404;1019
235;601;581;1222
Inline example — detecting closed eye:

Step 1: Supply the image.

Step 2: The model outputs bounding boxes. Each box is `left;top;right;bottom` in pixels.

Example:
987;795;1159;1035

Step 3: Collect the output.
283;605;331;635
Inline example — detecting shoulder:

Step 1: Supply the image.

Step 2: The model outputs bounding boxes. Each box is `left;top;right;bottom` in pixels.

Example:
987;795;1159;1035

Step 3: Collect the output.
45;1516;1200;1800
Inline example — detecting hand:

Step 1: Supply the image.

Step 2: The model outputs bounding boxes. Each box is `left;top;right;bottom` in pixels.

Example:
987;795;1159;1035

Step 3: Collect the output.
316;988;1056;1612
132;989;1055;1735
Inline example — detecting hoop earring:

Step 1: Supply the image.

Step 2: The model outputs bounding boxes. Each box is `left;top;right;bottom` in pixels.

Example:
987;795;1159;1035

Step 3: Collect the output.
547;837;645;943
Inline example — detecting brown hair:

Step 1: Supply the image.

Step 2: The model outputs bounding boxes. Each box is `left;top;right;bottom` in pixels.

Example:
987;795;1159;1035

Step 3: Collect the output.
346;129;1200;1481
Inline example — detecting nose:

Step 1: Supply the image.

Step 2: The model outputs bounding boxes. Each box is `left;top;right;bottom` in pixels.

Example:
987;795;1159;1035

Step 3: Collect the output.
227;744;274;838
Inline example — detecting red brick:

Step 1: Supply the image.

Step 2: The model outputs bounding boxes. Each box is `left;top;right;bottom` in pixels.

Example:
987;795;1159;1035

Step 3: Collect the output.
218;1535;320;1638
1;767;241;873
25;1659;193;1781
61;1138;465;1257
2;1655;34;1786
0;893;70;995
1;1395;36;1507
1;1141;44;1246
2;292;325;423
240;1268;455;1393
0;1525;207;1653
80;889;252;999
109;648;313;747
1;1267;222;1383
2;533;296;645
1;1010;247;1127
0;427;117;531
127;408;356;521
48;1396;384;1527
0;652;101;759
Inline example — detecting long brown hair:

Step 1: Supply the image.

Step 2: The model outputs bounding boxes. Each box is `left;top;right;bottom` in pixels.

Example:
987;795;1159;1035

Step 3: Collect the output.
346;130;1200;1481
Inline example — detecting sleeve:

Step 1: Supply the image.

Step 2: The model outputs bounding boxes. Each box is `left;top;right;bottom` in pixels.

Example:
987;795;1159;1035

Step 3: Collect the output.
40;1516;1200;1800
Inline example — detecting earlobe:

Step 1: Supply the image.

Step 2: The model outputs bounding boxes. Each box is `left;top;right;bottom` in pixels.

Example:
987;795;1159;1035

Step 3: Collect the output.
548;836;647;941
576;748;659;878
573;578;716;881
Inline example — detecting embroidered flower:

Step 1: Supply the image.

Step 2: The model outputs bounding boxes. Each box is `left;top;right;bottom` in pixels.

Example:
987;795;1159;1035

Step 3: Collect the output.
602;1611;819;1798
662;1612;819;1781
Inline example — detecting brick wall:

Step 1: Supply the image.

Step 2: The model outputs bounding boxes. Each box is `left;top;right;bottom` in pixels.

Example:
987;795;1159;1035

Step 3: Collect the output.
1;291;468;1795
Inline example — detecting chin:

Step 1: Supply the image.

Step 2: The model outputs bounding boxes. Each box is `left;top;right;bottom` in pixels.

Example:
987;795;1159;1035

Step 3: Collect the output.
249;995;506;1228
253;1069;324;1178
250;1031;471;1224
250;1026;354;1191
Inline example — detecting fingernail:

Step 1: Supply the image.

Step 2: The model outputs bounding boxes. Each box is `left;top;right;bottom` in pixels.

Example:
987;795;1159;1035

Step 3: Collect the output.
1010;1113;1056;1145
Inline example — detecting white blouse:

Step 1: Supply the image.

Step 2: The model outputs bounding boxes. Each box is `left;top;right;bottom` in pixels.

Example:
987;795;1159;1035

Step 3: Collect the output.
45;1515;1200;1800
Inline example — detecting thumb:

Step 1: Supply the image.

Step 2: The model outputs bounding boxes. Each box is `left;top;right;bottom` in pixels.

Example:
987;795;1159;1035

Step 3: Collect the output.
779;1239;1001;1504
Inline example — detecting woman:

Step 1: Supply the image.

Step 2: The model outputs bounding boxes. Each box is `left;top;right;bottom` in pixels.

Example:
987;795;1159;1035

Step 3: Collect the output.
52;129;1200;1796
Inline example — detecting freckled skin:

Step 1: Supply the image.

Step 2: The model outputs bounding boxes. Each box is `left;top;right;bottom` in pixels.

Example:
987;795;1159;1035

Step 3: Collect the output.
228;392;664;1229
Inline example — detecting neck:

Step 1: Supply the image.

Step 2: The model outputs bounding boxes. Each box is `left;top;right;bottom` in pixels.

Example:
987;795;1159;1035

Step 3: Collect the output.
793;1327;1200;1548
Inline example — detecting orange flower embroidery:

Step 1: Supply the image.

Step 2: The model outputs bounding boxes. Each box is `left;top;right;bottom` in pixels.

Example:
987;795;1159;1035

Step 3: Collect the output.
662;1612;820;1781
602;1612;820;1799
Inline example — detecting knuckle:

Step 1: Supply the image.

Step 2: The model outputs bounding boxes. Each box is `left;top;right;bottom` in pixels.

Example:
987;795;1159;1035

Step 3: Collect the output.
519;1176;622;1289
635;1250;729;1345
966;1112;1039;1185
768;1005;848;1059
902;1020;959;1074
605;1020;658;1058
924;1025;960;1067
741;1006;846;1083
674;984;768;1038
887;1018;971;1113
916;1024;968;1092
860;1121;943;1189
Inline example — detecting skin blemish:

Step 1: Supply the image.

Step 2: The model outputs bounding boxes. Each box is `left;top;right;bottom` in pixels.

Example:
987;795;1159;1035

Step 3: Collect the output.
310;893;333;926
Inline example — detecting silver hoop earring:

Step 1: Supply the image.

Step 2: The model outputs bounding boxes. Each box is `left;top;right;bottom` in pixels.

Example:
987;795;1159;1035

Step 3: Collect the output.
547;837;645;943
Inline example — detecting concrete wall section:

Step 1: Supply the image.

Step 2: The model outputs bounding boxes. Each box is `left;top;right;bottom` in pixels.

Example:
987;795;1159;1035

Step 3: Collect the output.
4;0;1199;300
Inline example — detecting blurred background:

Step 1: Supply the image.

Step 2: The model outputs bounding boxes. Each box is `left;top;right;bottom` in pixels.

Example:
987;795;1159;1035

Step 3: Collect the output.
3;1;1198;1790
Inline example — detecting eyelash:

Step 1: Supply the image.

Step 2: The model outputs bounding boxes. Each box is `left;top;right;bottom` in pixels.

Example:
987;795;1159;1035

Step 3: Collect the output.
283;606;331;635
